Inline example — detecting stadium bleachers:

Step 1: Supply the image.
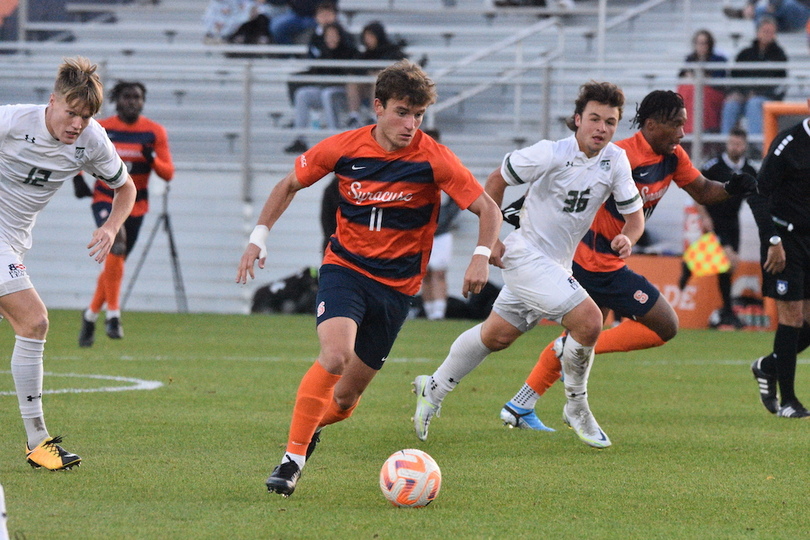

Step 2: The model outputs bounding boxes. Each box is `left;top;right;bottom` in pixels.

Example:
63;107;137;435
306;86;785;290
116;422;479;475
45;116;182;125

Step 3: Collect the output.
2;0;808;314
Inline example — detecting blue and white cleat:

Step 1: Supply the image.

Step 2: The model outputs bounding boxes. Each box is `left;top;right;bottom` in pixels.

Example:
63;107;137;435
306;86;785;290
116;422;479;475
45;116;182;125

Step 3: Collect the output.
500;402;555;432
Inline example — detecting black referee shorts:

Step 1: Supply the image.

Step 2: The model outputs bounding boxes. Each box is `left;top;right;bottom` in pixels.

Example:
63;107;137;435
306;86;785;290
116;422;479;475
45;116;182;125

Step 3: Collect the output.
762;231;810;301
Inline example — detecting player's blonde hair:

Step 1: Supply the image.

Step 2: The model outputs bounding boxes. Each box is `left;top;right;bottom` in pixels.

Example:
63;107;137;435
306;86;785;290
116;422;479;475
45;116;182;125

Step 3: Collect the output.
375;59;437;108
53;56;104;115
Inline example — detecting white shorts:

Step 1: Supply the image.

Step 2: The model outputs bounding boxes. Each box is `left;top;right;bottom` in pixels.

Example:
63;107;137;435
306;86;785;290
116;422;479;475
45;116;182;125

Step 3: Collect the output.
0;240;33;297
428;232;453;272
492;233;589;331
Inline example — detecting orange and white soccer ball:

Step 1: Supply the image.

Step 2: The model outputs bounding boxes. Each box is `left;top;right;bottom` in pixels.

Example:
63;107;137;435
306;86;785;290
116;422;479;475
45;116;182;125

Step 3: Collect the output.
379;449;442;508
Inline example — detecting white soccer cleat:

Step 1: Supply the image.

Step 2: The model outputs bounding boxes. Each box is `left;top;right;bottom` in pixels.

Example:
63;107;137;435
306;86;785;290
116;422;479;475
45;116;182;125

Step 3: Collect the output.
412;375;441;441
562;400;611;448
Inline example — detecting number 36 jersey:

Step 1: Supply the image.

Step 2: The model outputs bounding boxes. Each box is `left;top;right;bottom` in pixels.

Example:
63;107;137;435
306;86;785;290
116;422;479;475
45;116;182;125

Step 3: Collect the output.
502;135;642;268
0;104;126;253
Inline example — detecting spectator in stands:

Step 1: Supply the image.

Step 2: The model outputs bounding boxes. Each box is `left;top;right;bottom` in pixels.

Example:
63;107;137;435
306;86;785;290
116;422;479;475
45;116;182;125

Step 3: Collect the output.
720;16;787;135
271;0;331;45
723;0;810;33
284;21;358;154
345;21;407;129
203;0;272;44
677;29;727;133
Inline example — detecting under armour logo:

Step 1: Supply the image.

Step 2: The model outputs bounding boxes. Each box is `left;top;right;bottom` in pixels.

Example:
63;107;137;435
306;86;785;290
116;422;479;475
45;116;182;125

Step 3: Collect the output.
24;134;36;144
565;161;574;167
26;393;42;402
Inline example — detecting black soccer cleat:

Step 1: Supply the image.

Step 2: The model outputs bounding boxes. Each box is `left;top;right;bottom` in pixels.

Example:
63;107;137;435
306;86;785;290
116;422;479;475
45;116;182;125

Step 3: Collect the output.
751;357;779;414
78;315;95;348
106;317;123;339
777;400;810;418
266;461;301;497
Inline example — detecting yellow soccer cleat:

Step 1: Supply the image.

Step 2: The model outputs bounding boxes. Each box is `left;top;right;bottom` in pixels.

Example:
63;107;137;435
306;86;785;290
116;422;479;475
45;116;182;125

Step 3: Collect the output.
26;436;81;471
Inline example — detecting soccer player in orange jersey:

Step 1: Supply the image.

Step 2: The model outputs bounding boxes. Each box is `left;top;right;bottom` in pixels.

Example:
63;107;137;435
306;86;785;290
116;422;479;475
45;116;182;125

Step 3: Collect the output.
77;81;174;347
498;90;757;442
236;60;502;497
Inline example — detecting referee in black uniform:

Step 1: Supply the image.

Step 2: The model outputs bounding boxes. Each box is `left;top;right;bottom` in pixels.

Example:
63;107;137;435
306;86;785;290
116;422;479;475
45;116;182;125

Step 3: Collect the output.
748;102;810;418
693;128;759;328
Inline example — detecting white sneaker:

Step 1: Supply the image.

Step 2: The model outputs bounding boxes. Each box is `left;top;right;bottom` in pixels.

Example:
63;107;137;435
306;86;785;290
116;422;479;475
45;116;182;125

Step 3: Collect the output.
562;399;611;448
412;375;441;441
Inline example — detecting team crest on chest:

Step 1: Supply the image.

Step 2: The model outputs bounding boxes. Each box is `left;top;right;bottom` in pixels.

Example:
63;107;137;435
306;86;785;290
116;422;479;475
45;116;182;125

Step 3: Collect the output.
599;159;610;171
75;147;86;160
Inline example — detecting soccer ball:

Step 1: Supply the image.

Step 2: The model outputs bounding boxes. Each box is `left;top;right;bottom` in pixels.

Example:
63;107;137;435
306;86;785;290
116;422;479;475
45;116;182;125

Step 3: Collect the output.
379;449;441;508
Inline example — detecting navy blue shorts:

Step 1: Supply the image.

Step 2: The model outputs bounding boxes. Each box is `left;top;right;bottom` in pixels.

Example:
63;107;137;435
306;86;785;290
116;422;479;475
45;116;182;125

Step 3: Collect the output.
315;264;412;370
573;261;660;319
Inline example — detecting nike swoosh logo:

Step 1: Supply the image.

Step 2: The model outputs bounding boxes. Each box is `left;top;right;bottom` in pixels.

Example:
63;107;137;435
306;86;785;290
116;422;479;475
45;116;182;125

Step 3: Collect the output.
352;165;366;170
638;172;649;177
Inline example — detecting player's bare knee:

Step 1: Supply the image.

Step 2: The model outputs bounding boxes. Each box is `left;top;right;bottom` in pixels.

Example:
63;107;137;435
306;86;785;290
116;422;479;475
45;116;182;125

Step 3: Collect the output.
317;349;352;374
333;393;358;410
481;333;513;351
22;313;49;340
571;322;601;348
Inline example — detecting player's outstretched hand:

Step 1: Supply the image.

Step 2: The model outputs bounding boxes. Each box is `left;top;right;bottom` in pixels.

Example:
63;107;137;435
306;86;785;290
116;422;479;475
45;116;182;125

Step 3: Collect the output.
724;172;757;197
87;225;115;263
610;234;633;259
461;257;490;299
236;243;265;284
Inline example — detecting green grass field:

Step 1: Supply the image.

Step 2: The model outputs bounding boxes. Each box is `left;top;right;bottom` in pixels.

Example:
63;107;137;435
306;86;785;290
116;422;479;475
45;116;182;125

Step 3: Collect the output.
1;310;808;539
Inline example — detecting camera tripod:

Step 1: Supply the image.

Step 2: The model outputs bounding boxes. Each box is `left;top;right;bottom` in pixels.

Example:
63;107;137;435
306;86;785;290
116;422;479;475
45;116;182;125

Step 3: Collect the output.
122;186;188;312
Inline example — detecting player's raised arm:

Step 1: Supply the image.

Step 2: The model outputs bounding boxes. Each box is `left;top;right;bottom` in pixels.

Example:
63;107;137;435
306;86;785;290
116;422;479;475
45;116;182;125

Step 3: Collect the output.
236;170;305;284
460;190;502;298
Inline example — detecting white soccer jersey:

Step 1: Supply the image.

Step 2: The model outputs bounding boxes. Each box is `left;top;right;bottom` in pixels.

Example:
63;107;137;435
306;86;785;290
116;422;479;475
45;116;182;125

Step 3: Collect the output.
501;134;641;267
0;104;126;253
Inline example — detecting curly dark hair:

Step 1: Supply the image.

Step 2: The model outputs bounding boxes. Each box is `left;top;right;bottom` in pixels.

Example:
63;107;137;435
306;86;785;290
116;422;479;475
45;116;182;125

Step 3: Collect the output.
110;81;147;102
631;90;684;129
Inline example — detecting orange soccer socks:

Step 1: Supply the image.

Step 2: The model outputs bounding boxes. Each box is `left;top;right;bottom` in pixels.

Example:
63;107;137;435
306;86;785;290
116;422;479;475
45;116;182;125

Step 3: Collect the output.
525;335;564;397
88;253;125;313
594;319;665;354
524;320;666;397
319;396;360;427
103;253;125;312
284;362;341;462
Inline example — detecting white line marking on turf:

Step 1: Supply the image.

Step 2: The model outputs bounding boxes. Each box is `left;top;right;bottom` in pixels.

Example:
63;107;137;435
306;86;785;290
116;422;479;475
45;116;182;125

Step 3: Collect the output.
0;371;163;395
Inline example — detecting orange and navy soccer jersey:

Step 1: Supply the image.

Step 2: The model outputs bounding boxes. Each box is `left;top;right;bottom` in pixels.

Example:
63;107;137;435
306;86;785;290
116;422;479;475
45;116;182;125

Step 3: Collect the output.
295;126;484;296
91;115;174;217
574;130;700;272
